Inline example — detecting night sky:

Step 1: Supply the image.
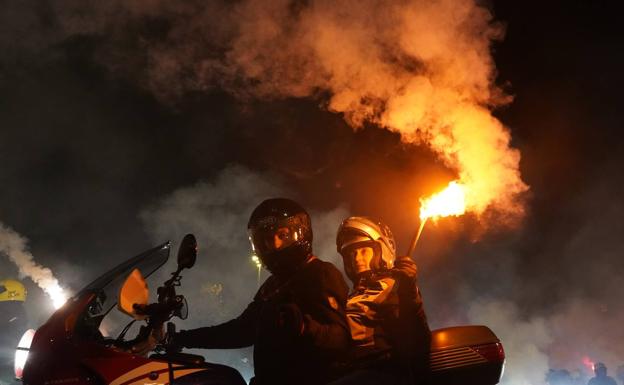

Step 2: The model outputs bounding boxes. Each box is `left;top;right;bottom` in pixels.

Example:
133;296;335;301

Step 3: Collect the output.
1;1;623;383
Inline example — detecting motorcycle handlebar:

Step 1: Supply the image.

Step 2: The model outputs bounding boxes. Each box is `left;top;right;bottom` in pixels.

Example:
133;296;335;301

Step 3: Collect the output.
134;297;183;320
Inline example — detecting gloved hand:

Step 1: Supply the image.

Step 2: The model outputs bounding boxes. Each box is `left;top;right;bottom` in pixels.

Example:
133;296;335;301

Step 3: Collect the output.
278;303;305;336
151;321;165;343
128;322;165;356
392;256;418;281
163;327;184;353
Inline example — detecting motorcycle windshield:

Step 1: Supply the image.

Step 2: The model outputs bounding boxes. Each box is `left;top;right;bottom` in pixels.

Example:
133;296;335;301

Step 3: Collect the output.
74;242;170;323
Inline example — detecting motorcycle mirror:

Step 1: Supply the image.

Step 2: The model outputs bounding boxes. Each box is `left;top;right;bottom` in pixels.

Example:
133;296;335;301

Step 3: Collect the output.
177;234;197;270
118;269;149;320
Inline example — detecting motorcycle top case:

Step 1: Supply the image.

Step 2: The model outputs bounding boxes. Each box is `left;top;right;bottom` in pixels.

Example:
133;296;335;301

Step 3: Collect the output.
428;325;505;385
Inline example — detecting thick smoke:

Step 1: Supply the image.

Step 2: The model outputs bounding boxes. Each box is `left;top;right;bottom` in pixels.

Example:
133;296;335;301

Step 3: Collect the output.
0;222;67;310
44;0;527;221
468;300;552;385
464;296;624;385
140;165;348;381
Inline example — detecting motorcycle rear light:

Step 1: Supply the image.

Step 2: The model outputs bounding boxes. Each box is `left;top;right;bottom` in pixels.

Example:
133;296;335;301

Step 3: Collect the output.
473;342;505;363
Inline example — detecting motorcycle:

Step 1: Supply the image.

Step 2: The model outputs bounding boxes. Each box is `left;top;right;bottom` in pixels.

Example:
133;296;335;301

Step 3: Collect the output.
21;235;246;385
19;234;504;385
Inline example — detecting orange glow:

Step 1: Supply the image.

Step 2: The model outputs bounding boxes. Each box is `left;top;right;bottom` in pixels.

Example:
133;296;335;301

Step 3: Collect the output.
419;181;467;220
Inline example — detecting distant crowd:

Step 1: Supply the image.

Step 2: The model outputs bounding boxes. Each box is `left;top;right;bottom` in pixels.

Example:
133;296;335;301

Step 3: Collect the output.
547;363;624;385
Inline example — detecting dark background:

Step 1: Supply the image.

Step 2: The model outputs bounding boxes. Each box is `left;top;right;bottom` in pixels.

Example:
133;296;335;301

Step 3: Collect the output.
1;0;622;383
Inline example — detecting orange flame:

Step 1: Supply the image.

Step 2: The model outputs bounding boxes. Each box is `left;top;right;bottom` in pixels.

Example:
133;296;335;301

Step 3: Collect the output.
419;181;467;221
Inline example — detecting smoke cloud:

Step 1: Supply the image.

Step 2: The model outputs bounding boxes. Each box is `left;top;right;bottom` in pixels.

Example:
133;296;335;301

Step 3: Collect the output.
40;0;528;222
463;295;624;385
0;222;68;309
468;300;552;385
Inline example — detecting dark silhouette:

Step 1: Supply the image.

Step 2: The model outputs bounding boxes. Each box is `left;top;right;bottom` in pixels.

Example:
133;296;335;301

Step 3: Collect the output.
588;363;617;385
173;198;350;385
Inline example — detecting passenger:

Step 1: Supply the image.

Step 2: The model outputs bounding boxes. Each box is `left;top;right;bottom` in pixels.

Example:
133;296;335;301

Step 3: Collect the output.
172;198;351;385
331;217;430;385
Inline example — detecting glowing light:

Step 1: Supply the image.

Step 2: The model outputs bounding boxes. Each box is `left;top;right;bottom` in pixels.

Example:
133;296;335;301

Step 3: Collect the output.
47;283;68;309
14;329;36;379
251;255;262;269
251;255;262;286
582;356;595;373
419;181;467;220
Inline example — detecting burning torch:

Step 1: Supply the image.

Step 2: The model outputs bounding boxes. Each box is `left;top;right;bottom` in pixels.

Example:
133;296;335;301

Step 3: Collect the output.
406;181;466;257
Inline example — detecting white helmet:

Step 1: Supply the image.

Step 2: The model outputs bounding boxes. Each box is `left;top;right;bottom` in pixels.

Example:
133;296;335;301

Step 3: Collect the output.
336;216;396;281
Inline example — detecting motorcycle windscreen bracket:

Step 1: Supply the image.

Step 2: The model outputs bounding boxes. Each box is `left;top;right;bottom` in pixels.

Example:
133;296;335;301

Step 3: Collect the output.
118;268;149;320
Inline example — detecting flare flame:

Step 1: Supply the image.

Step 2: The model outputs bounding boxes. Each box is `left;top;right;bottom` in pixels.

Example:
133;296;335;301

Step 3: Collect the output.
48;282;68;309
0;222;68;309
420;181;467;221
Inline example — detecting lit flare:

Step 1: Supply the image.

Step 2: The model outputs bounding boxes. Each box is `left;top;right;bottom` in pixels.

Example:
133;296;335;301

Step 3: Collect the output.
419;181;467;221
582;356;595;373
407;181;468;257
47;283;68;309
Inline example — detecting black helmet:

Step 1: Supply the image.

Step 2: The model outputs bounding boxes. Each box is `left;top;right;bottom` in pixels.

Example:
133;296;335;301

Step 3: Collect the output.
248;198;313;276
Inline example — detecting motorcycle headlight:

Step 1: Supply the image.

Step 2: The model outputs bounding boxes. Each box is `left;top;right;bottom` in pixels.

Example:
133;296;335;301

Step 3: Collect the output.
14;329;36;380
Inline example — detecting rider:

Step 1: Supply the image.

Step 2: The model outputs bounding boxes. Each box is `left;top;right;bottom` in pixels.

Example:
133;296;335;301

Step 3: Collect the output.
587;363;617;385
331;217;430;385
0;279;28;382
172;198;350;385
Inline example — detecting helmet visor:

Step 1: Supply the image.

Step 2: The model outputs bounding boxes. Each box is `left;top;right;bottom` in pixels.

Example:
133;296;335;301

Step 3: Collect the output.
337;229;371;254
249;217;303;257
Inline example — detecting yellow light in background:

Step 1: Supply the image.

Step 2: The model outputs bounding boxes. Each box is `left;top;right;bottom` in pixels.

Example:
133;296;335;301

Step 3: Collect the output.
251;254;262;285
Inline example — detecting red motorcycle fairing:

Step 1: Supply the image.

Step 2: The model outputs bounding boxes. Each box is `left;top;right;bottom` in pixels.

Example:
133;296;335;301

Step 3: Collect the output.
83;357;207;385
22;291;245;385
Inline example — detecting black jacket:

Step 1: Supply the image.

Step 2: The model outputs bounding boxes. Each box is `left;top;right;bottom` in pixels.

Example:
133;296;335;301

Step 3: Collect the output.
346;272;430;377
176;257;350;385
